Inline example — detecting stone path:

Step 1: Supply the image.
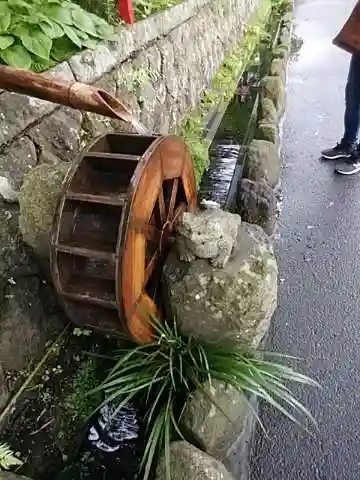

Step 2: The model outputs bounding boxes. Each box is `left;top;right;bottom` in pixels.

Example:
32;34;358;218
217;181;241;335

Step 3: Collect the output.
251;1;360;479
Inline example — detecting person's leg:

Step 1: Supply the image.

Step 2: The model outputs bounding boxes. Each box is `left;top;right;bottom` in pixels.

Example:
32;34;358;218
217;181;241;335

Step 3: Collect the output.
322;54;360;160
342;54;360;145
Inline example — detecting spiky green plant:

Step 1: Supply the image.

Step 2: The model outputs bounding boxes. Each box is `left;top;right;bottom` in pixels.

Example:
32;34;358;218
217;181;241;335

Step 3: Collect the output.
0;443;22;471
92;318;318;480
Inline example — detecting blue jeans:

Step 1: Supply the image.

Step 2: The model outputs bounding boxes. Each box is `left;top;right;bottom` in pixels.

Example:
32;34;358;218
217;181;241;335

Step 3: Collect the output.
342;54;360;146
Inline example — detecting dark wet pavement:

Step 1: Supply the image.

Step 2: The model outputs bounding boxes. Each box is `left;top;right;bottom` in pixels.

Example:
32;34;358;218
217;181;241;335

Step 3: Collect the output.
251;1;360;479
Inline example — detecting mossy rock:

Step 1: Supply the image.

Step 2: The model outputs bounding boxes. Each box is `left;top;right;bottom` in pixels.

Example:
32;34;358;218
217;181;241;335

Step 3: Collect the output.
18;163;69;259
243;139;281;188
261;76;285;114
156;441;235;480
257;122;279;145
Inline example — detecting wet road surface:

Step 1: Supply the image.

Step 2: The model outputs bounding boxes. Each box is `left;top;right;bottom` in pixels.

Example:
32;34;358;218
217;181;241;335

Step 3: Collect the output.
251;1;360;479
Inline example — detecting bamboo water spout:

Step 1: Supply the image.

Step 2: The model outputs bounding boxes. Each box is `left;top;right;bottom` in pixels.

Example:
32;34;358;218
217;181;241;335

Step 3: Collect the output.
0;64;148;134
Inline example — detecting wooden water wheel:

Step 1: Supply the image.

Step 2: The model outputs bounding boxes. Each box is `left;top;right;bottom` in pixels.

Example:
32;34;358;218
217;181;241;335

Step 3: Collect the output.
50;133;197;343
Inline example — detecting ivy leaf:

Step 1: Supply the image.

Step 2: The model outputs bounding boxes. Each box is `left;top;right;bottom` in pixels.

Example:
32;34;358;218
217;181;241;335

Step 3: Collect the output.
44;5;73;25
0;10;11;33
39;20;64;39
0;43;32;69
17;25;52;60
71;8;97;36
0;35;14;50
63;24;82;48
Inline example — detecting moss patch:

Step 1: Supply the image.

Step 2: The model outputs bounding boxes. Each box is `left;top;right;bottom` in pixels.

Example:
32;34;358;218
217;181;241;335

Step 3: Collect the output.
179;0;273;184
56;357;101;455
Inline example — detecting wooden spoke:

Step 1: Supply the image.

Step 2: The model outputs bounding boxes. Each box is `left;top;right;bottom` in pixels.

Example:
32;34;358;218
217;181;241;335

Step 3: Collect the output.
144;249;160;286
171;202;187;227
158;188;166;223
167;178;179;220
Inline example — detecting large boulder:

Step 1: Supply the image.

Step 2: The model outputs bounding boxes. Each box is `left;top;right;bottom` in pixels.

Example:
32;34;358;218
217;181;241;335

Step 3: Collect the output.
242;139;281;189
155;441;235;480
182;381;257;479
236;178;277;235
163;221;278;347
18;163;69;259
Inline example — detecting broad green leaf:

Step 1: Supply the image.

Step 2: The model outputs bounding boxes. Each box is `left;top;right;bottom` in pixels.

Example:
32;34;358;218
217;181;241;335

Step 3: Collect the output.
71;8;96;35
82;37;98;50
72;27;88;41
0;43;31;69
0;35;14;50
51;36;77;62
94;22;114;40
24;13;49;24
31;54;57;72
0;2;9;14
44;5;73;25
63;24;82;48
39;20;64;39
18;26;52;60
8;0;30;10
0;11;11;33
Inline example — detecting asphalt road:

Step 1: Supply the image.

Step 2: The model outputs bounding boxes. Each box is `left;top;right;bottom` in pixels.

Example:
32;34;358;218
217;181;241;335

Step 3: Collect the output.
250;1;360;479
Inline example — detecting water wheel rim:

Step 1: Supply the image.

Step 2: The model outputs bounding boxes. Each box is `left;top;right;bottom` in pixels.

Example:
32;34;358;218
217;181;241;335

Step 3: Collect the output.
119;135;197;343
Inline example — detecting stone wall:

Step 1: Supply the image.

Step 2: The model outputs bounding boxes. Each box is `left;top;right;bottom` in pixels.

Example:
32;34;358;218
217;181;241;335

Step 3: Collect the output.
0;0;259;196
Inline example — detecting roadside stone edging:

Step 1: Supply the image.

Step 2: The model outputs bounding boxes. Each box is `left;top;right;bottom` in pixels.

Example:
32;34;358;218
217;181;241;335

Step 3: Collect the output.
236;6;294;235
161;214;278;480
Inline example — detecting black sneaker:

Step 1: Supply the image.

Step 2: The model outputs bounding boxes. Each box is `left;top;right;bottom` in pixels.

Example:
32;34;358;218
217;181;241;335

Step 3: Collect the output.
321;143;355;160
335;158;360;175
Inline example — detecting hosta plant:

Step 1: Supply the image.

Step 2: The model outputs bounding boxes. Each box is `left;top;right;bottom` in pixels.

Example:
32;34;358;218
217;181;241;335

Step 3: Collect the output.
0;442;22;470
0;0;115;72
92;317;318;480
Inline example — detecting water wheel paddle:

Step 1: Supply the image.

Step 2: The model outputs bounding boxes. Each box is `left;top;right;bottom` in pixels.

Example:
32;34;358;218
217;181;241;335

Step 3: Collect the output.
50;133;197;343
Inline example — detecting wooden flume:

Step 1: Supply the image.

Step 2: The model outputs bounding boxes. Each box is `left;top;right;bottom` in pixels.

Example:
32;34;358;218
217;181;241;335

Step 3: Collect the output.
333;1;360;55
0;64;197;343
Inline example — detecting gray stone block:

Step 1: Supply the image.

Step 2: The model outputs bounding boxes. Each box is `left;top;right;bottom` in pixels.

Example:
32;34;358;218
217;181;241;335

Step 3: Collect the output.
155;441;235;480
259;97;278;123
68;43;117;83
183;381;257;479
236;178;277;235
270;57;287;83
0;136;37;190
243;139;281;188
28;107;82;162
257;121;279;146
261;75;285;115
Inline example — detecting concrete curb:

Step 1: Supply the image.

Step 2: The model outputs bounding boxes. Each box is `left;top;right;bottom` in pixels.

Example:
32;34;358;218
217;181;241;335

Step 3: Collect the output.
236;6;294;236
